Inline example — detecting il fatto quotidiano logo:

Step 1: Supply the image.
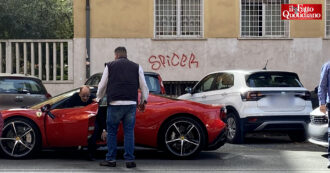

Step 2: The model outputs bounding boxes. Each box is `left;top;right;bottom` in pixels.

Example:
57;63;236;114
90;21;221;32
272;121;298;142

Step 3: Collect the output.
281;4;322;20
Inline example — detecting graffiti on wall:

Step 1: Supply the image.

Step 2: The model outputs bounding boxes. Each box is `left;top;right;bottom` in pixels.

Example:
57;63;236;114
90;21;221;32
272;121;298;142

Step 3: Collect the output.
148;53;199;70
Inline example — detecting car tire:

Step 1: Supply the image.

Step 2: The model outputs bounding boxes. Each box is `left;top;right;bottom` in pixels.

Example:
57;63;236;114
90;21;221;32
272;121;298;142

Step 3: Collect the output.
288;131;306;142
226;112;242;144
0;118;41;159
160;116;206;159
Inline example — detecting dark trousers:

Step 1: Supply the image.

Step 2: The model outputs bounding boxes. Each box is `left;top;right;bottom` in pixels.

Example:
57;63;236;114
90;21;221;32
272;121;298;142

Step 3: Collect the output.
88;106;107;155
88;117;103;154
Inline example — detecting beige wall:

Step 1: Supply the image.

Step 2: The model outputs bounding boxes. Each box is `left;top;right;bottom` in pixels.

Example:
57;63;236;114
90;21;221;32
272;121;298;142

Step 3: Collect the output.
74;0;241;38
204;0;239;37
74;0;326;38
74;0;153;38
290;0;325;38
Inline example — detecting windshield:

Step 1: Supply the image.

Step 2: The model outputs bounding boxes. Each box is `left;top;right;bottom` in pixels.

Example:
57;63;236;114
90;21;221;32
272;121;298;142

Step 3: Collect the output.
30;89;79;109
246;72;303;88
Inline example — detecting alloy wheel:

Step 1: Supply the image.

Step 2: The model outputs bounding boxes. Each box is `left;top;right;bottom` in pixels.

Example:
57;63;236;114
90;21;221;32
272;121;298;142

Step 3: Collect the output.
164;120;201;157
227;117;237;141
0;120;36;158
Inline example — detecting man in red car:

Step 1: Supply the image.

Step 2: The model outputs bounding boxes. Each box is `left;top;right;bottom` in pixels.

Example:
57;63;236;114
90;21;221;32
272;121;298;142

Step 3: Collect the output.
63;85;95;108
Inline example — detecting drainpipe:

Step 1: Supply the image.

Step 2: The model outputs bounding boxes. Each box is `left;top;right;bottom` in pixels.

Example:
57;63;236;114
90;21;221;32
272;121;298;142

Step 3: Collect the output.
86;0;90;78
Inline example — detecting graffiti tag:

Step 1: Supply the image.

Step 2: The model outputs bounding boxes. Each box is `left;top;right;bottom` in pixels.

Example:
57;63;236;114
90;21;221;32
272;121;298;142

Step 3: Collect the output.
148;53;199;70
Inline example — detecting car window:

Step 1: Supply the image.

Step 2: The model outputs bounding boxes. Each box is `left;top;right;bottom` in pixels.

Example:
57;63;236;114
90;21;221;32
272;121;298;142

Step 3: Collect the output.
214;73;234;90
85;78;93;86
85;75;101;86
246;72;303;87
145;75;160;93
194;74;216;93
0;78;45;94
30;89;79;109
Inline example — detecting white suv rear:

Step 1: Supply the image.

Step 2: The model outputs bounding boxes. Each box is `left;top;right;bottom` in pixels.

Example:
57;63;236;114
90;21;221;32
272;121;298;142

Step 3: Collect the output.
178;70;313;143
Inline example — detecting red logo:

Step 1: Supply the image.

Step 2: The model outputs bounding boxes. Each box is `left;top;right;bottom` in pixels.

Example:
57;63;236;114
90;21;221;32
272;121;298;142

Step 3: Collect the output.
281;4;322;20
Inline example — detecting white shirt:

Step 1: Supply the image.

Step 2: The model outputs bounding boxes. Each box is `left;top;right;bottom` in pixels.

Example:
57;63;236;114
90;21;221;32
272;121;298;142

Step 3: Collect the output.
96;65;149;105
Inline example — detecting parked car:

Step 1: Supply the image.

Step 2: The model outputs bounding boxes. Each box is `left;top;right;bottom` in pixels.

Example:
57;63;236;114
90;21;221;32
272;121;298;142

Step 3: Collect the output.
85;72;166;94
0;86;227;159
0;73;51;110
178;70;313;143
308;106;328;148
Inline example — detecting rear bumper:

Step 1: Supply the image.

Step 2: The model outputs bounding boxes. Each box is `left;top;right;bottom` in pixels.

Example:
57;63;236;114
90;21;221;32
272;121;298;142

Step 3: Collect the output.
205;128;227;151
242;115;310;132
307;123;328;147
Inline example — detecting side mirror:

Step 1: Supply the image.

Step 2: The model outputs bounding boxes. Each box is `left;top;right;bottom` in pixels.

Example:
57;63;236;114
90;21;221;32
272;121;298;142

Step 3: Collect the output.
40;104;51;112
40;104;55;119
185;87;193;94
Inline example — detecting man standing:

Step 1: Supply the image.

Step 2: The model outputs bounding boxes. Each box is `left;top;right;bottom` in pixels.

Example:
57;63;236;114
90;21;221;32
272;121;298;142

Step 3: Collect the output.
96;47;149;168
318;61;330;169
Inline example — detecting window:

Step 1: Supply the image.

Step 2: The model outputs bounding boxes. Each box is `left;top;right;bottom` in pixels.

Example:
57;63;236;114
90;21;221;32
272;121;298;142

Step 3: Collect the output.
327;0;330;37
246;72;303;87
145;75;161;93
215;73;234;90
155;0;203;38
0;78;46;94
241;0;289;38
194;74;216;93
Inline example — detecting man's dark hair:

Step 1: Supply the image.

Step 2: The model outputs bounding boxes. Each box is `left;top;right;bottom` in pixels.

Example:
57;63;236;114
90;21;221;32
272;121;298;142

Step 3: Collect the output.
114;47;127;57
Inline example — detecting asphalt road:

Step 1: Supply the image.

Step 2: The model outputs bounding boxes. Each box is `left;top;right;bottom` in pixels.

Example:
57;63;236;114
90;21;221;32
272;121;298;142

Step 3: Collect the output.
0;134;329;173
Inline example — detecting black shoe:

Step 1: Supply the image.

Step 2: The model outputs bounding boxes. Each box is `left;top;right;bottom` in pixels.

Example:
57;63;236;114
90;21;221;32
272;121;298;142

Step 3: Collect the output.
100;160;116;167
126;162;136;168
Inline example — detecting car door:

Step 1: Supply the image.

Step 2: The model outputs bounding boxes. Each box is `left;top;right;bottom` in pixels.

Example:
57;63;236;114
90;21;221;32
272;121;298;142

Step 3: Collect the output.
0;78;47;109
0;78;28;109
202;73;235;104
20;79;48;106
189;74;217;104
45;103;98;147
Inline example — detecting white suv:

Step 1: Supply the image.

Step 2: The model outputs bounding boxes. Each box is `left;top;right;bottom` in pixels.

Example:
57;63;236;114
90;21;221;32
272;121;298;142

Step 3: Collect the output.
178;70;313;143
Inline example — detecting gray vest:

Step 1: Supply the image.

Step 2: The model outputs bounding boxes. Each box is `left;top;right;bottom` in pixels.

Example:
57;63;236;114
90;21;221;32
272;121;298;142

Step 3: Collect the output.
106;57;139;103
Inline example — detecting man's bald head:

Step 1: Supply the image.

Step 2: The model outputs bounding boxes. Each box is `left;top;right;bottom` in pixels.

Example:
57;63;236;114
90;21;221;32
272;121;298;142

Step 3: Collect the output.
79;85;91;103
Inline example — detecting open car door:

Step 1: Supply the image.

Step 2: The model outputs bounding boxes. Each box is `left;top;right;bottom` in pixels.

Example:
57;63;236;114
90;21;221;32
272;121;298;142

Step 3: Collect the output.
44;103;98;147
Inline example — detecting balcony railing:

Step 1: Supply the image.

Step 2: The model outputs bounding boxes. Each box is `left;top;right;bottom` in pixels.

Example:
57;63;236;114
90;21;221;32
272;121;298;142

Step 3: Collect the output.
0;40;73;82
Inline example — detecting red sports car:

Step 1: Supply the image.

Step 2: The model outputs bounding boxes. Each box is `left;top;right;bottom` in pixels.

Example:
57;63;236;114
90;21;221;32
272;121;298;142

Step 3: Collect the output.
0;87;227;159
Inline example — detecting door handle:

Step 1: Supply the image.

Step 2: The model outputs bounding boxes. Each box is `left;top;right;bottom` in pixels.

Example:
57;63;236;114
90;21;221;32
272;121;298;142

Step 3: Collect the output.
15;96;23;102
202;95;206;98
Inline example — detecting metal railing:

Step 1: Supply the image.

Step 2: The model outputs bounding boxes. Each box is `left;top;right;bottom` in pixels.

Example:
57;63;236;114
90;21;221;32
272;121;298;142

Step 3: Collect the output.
0;40;73;82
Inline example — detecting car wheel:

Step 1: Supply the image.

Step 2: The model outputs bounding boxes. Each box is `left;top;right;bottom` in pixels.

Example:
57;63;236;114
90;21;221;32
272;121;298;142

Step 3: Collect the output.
0;118;41;159
161;116;206;158
288;131;306;142
226;112;242;144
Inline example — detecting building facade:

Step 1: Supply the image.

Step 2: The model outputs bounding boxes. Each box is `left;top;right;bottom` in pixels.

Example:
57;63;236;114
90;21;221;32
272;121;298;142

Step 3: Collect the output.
73;0;330;94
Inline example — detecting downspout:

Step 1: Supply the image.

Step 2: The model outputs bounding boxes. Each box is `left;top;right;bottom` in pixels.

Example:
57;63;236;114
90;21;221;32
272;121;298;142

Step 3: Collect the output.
86;0;90;78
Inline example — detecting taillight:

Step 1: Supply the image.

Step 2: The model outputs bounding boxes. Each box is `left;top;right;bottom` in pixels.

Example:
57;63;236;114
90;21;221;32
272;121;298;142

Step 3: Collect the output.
45;93;52;99
241;91;265;101
158;75;166;94
220;107;227;120
295;91;311;100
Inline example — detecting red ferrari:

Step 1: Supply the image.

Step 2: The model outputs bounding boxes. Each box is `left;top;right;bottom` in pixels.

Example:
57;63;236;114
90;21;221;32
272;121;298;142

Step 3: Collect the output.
0;87;227;159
